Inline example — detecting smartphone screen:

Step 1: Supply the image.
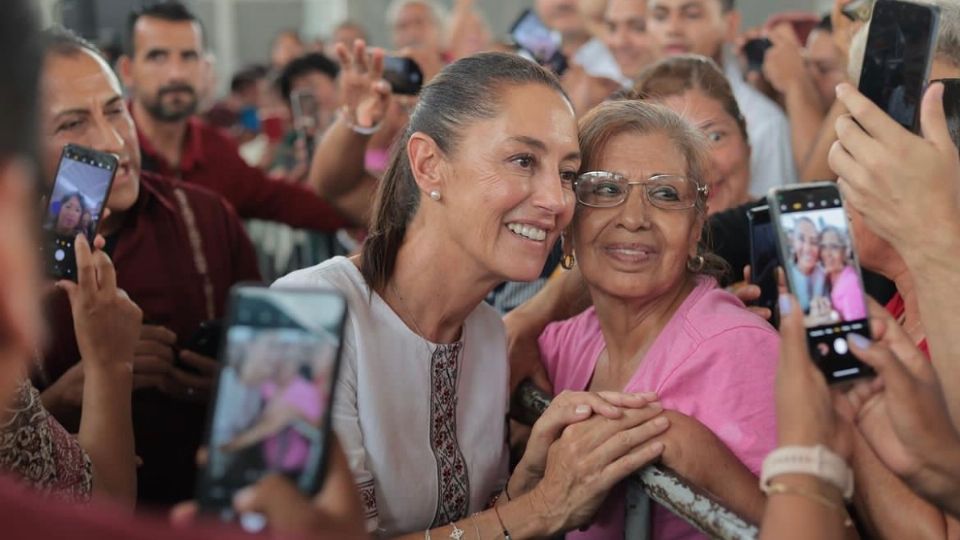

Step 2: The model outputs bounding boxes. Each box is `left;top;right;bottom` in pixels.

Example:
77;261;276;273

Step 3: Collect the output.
769;183;874;384
935;78;960;150
747;205;780;326
510;9;568;75
42;144;118;280
290;90;318;135
383;56;424;96
857;0;940;132
196;286;346;530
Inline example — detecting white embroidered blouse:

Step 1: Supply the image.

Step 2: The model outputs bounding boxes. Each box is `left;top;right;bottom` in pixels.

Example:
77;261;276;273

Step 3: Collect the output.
275;257;510;536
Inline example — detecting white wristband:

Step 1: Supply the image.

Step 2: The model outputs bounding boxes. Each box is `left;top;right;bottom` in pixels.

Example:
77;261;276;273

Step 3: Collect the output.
760;444;854;500
339;106;382;135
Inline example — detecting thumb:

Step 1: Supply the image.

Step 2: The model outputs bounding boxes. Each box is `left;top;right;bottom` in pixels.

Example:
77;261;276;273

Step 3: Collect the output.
232;475;317;534
777;293;806;358
920;82;953;152
847;333;914;397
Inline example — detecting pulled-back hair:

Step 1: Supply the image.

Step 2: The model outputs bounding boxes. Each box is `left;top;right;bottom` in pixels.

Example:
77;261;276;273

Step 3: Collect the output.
631;54;748;142
577;100;729;280
360;53;569;292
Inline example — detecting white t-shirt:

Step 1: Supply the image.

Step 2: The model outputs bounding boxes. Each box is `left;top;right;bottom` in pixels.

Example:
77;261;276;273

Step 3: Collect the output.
723;48;799;197
274;257;510;536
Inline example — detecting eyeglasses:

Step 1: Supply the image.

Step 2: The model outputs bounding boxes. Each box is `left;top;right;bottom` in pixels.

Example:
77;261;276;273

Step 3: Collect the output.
573;171;707;210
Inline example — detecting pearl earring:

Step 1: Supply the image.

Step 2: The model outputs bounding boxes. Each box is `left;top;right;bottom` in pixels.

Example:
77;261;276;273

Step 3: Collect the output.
429;190;442;201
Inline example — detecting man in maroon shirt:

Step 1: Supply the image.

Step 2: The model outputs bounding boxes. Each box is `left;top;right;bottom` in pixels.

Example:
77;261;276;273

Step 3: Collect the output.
36;28;264;506
117;2;370;231
0;2;365;536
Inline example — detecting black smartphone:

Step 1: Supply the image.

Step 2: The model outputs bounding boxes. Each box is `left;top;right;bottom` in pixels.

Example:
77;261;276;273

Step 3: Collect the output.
857;0;940;132
195;285;347;531
747;205;780;326
290;89;318;158
768;182;874;384
383;56;424;96
184;319;224;360
744;38;772;72
510;8;569;76
842;0;875;21
41;144;118;281
933;78;960;150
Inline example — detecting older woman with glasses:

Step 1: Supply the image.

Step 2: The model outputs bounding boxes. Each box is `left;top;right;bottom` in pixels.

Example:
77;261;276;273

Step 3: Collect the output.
536;100;779;540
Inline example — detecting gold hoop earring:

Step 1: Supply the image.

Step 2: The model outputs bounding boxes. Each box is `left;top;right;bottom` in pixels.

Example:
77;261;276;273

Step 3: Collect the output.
686;254;705;273
560;253;576;270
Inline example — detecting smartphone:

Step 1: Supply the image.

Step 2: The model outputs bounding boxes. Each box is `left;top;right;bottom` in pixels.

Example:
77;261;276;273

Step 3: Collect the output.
195;285;347;530
857;0;940;132
184;319;224;360
383;56;424;96
290;90;318;158
768;182;874;384
842;0;875;21
41;144;118;281
744;38;772;72
747;205;780;327
510;8;569;76
933;78;960;150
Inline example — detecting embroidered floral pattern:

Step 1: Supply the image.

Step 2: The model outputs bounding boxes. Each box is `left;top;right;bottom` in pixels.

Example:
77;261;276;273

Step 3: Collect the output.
358;478;378;520
0;380;92;502
429;342;469;527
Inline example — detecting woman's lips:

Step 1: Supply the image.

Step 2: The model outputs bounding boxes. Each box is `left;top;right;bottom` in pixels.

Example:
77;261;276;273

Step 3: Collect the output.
602;243;658;264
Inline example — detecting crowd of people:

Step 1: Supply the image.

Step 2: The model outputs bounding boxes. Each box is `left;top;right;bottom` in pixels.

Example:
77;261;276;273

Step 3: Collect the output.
0;0;958;538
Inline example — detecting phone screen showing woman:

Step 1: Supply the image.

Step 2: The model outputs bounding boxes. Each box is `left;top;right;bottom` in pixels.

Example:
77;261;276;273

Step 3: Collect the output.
772;184;875;384
196;286;346;531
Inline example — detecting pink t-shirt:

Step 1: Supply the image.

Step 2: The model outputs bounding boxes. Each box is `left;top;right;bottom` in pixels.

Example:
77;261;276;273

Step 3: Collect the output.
830;266;867;321
261;376;322;471
538;278;779;540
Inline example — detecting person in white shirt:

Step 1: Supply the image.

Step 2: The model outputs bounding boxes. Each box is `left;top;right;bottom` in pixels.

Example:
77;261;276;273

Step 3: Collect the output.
276;52;669;539
645;0;798;197
536;0;630;85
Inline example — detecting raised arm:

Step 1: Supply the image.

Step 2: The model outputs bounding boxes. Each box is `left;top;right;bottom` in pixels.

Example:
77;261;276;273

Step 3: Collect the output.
57;235;141;508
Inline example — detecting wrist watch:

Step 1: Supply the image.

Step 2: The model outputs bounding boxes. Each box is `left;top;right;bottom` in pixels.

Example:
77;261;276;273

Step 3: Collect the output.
760;444;854;500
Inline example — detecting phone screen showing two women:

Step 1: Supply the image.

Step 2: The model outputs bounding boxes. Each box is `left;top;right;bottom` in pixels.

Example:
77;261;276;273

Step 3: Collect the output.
773;186;875;384
197;287;345;532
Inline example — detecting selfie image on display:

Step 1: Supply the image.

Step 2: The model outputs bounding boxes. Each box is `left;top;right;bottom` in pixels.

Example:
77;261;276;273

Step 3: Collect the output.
198;287;345;529
42;144;117;280
771;184;874;383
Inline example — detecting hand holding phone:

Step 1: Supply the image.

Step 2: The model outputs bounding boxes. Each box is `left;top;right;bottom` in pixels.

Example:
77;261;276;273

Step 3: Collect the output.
768;182;874;384
196;286;346;530
42;144;118;280
857;0;940;132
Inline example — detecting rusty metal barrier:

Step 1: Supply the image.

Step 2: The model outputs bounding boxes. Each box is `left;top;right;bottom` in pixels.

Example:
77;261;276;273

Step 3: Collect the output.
511;381;759;540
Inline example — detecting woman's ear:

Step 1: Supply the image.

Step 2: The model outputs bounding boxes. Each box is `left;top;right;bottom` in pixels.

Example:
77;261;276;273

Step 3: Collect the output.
407;132;445;198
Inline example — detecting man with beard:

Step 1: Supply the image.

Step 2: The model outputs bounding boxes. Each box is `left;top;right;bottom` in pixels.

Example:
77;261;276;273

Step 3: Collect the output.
118;2;367;230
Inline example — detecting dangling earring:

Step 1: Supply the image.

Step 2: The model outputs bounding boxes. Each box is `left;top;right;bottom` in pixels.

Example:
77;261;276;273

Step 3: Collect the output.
560;253;576;270
686;254;705;272
429;190;442;201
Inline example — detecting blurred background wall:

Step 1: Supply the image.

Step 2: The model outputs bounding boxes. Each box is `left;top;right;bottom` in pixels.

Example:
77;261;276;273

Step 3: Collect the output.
43;0;831;94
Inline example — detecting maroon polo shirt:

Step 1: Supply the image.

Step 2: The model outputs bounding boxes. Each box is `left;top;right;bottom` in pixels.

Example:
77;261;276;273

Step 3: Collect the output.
40;172;262;507
137;115;351;232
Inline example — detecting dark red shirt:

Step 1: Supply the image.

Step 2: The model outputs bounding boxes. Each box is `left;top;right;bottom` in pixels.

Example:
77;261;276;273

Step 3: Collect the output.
40;172;262;507
137;116;350;232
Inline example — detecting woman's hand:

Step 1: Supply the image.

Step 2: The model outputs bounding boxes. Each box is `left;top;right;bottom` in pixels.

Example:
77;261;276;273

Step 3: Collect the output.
56;234;142;374
336;39;391;130
845;300;960;508
523;401;669;534
171;438;368;538
829;82;960;258
776;294;854;458
509;390;659;497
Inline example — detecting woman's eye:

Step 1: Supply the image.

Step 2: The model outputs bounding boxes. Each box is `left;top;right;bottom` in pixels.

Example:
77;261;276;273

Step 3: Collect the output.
649;185;680;201
560;171;577;184
595;182;624;196
707;131;725;143
512;155;535;169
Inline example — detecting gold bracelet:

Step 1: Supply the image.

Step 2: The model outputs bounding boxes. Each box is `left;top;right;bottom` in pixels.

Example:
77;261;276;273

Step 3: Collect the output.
766;482;853;527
